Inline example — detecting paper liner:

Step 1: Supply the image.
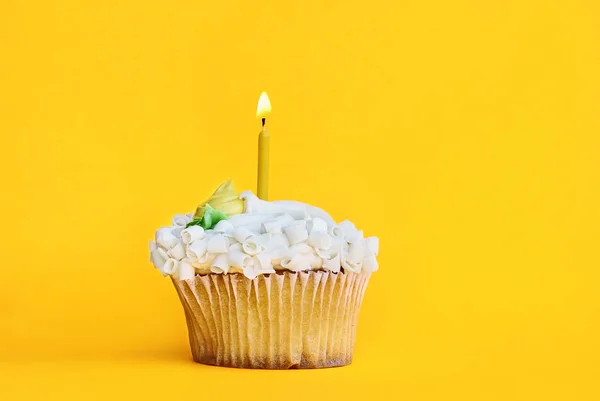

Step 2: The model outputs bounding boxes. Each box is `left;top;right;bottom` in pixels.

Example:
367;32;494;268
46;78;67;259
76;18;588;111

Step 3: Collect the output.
172;271;371;369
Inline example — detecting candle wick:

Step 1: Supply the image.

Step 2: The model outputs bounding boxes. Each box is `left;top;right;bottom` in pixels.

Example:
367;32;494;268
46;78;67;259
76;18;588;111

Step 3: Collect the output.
262;118;266;127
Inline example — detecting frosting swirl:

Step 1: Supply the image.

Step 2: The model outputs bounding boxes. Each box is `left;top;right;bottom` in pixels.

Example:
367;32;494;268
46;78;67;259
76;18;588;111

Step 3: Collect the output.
150;191;379;280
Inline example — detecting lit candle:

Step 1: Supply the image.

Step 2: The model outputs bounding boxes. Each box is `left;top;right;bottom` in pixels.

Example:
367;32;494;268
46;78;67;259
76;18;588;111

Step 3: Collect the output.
256;91;272;200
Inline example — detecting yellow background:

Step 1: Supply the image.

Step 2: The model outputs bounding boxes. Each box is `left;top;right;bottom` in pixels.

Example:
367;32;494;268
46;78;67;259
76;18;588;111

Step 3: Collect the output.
1;0;599;400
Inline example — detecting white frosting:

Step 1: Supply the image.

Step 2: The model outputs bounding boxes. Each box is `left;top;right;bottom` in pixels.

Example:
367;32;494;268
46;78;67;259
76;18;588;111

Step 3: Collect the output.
156;227;178;249
242;236;264;255
207;234;229;253
213;220;234;234
172;214;192;228
308;231;332;249
177;260;195;280
163;258;178;275
186;240;208;261
284;221;309;245
181;226;205;244
167;241;186;260
210;254;229;274
150;191;379;279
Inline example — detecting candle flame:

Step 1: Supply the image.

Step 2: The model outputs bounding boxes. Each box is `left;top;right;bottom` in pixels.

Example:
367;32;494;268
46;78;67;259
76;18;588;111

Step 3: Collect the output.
256;91;272;119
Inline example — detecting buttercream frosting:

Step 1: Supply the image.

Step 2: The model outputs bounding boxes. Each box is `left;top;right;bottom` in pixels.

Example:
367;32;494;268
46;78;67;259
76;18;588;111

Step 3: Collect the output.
150;191;379;280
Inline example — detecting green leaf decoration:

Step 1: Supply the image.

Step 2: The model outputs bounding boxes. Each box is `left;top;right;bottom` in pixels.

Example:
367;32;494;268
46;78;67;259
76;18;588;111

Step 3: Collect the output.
185;218;203;228
186;204;228;230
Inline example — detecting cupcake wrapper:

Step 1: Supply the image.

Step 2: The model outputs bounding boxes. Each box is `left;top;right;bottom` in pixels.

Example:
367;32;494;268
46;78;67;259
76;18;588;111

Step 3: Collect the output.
172;271;371;369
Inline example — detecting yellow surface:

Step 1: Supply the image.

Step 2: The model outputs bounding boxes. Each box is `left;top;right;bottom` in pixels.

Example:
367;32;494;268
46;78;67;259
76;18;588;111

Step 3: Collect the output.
1;0;599;400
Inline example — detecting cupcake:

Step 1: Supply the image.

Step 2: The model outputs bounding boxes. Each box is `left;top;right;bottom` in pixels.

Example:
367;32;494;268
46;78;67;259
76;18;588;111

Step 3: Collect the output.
150;180;379;368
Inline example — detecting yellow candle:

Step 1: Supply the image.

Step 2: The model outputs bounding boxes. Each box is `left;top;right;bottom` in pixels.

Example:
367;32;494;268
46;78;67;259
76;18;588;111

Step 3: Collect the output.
256;91;272;200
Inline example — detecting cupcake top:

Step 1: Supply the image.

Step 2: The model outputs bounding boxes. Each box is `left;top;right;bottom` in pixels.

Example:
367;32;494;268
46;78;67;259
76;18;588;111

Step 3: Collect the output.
150;180;379;280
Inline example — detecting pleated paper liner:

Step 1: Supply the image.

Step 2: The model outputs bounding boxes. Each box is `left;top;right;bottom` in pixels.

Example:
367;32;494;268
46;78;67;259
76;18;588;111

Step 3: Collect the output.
172;270;371;369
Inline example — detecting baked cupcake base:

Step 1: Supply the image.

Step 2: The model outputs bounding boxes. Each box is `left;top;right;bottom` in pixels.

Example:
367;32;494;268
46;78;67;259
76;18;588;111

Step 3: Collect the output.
172;271;370;369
